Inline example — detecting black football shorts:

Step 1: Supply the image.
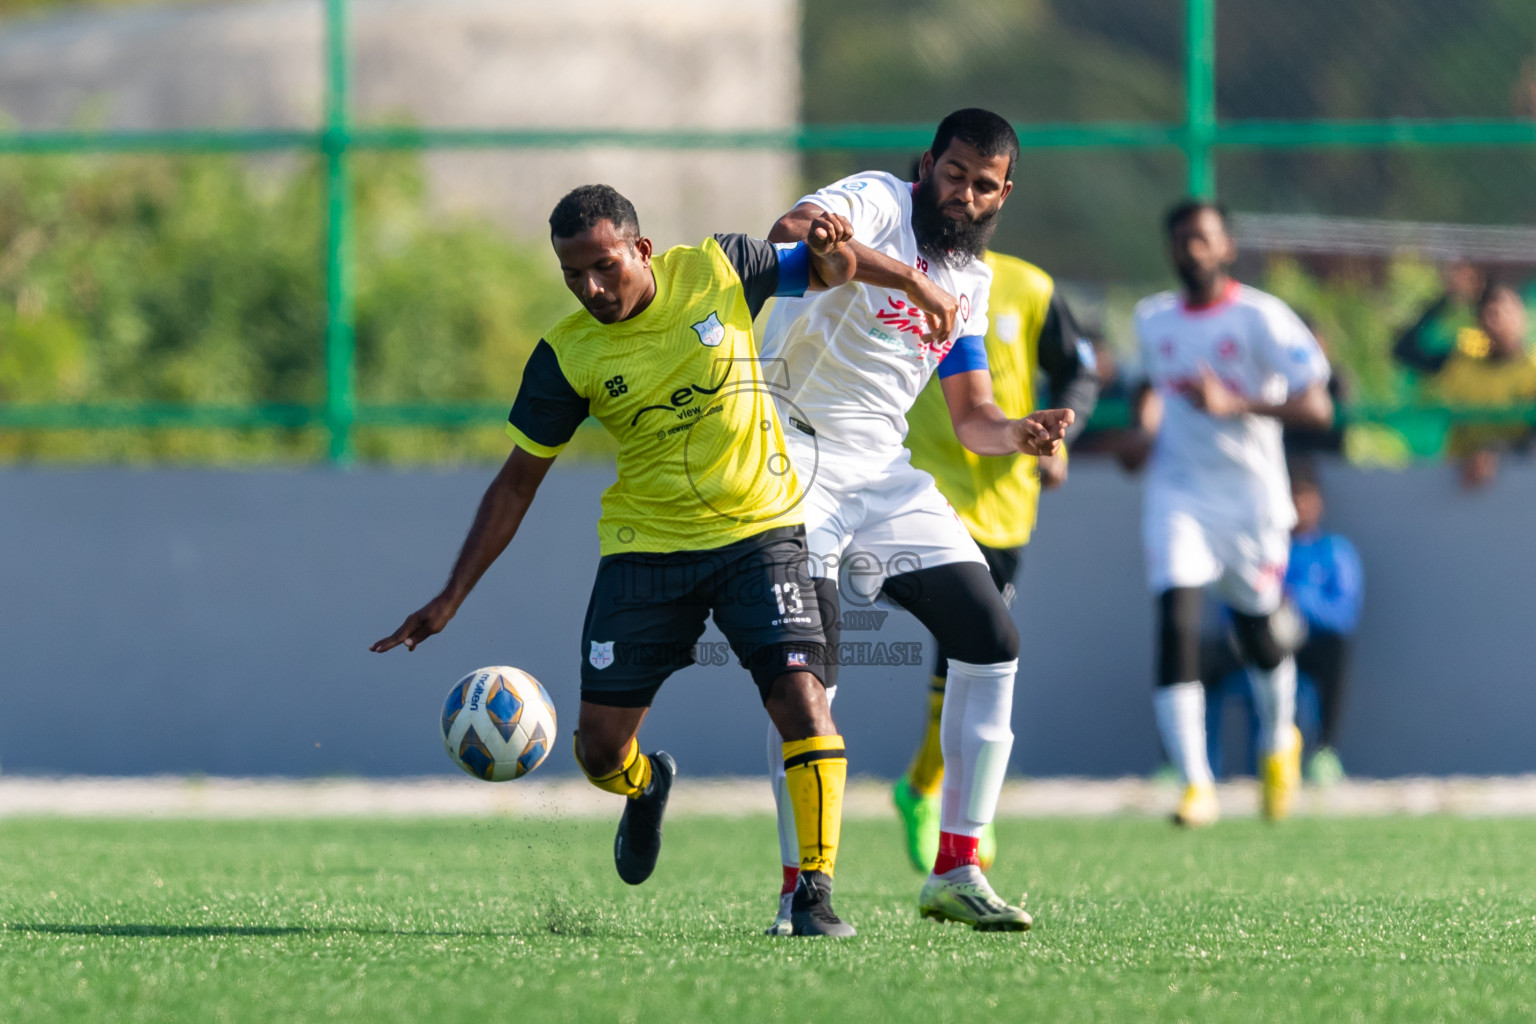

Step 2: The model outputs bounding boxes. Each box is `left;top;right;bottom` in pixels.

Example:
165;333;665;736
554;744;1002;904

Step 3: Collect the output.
578;525;828;707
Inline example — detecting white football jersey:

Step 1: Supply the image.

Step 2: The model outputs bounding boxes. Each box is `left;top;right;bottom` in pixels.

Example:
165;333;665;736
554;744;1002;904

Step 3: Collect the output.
760;171;992;455
1134;281;1330;528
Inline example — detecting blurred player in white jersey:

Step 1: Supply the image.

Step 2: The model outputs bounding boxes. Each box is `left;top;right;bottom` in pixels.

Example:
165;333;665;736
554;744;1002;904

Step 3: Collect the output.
1124;199;1333;826
759;109;1074;932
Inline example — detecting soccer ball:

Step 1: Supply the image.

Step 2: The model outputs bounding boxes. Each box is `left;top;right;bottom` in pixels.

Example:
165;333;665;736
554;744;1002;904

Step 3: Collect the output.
441;666;556;781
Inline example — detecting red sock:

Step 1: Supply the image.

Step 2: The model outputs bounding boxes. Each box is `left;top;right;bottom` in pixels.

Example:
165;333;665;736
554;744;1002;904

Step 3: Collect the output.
932;831;980;876
781;864;799;895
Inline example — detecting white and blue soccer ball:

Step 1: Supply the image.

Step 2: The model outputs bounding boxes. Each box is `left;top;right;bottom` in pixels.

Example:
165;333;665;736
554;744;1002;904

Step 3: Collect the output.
441;666;556;781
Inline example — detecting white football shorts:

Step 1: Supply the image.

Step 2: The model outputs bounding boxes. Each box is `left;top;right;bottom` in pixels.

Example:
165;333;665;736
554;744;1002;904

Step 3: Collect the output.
1143;497;1289;616
787;434;985;607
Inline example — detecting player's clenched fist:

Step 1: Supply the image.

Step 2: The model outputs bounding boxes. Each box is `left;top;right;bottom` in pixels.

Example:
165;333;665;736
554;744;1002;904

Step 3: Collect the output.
804;212;858;289
1186;364;1247;418
904;275;960;346
806;211;854;255
1007;408;1075;457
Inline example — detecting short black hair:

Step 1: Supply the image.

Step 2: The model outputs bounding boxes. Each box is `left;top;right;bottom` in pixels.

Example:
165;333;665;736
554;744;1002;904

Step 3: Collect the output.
549;184;640;240
1288;455;1321;495
1165;197;1229;236
929;108;1019;179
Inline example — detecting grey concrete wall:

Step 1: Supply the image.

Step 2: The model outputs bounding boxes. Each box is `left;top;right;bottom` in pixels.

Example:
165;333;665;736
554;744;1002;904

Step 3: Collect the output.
0;0;798;246
2;461;1534;778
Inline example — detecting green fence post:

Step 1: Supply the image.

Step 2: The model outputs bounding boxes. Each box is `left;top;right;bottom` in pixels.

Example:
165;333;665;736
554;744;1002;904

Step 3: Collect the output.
323;0;356;464
1184;0;1217;198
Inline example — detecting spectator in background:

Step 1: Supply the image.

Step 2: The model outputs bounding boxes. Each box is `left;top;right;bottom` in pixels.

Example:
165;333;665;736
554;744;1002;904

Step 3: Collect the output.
1434;279;1536;489
1392;262;1486;377
1284;316;1347;456
1284;458;1364;784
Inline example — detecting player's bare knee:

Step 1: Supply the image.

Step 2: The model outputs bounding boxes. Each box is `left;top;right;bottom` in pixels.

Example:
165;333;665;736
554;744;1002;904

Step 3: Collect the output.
762;670;836;741
572;731;626;777
574;704;644;777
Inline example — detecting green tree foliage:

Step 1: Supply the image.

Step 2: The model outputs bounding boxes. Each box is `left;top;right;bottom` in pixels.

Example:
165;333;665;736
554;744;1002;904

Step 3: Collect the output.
800;0;1536;280
800;0;1186;282
4;0;1534;463
0;153;599;463
0;0;174;18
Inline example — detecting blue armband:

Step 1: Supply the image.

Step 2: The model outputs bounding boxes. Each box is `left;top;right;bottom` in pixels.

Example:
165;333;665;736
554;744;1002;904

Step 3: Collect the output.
937;334;989;378
773;242;812;297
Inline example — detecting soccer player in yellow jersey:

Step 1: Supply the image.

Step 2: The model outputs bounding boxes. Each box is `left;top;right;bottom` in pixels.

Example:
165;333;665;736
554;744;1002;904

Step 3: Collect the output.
373;185;866;936
894;249;1099;872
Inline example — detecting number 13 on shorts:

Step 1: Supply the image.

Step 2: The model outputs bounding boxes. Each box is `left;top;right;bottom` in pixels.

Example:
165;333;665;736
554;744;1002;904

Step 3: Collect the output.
772;582;804;616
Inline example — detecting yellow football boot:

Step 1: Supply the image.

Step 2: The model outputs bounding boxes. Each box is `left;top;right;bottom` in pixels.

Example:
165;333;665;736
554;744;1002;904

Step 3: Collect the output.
1261;724;1304;821
1172;783;1220;828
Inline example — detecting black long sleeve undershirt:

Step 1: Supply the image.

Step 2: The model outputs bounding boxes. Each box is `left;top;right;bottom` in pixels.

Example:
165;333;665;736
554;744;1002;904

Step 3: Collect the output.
1036;288;1100;444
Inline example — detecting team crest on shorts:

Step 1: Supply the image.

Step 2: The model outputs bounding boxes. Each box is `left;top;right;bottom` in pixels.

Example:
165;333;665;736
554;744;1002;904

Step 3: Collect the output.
786;651;808;668
692;312;725;347
589;640;615;670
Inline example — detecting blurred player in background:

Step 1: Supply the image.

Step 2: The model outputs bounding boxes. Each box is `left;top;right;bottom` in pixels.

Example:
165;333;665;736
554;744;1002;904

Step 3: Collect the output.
760;109;1074;933
1123;199;1333;827
1199;459;1364;784
373;185;865;937
894;245;1099;873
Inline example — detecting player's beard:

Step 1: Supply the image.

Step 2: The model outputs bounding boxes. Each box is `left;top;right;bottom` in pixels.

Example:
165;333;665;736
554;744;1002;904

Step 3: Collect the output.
911;175;999;270
1174;261;1222;298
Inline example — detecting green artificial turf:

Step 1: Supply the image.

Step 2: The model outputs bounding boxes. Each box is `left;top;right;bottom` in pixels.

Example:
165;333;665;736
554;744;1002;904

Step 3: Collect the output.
1;813;1533;1022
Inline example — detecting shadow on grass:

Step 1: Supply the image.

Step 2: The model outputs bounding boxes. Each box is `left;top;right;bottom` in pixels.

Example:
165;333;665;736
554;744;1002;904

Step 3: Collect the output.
9;904;669;941
4;923;513;939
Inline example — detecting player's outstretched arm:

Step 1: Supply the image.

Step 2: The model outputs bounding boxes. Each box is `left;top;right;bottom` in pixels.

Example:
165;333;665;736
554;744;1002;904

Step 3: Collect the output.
769;202;956;343
370;446;556;653
939;368;1073;457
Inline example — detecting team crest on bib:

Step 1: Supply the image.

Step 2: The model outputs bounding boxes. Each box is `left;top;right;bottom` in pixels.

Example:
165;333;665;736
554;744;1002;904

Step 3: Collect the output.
692;312;725;347
995;311;1022;344
589;641;615;670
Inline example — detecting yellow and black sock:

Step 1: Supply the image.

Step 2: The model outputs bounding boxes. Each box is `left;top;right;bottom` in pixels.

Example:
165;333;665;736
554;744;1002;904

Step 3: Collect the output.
574;734;652;799
904;675;947;796
782;735;847;877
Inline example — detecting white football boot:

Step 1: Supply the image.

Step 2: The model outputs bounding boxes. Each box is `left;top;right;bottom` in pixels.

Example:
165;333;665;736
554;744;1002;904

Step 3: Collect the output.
918;864;1031;932
765;891;793;936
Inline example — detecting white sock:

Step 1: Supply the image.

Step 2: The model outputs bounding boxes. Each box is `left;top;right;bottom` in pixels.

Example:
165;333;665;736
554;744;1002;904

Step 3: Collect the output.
1153;681;1215;787
767;684;837;870
939;659;1016;839
1248;657;1297;756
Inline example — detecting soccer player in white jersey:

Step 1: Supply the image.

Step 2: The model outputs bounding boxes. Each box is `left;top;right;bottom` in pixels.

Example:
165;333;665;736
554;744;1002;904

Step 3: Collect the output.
1124;199;1334;827
758;109;1074;932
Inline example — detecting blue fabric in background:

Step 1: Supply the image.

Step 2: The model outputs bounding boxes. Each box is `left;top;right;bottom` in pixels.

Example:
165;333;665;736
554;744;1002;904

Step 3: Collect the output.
1287;530;1365;635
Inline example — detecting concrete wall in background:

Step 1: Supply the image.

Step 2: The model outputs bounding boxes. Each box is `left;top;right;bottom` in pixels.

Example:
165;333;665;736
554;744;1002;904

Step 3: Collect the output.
0;0;798;246
3;462;1534;779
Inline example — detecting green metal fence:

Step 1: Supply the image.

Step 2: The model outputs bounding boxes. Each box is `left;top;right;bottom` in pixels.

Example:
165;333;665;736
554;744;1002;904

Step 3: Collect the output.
2;0;1535;462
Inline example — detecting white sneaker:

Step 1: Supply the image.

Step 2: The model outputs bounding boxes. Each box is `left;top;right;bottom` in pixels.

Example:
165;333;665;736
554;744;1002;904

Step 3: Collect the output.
764;891;793;936
918;865;1031;932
